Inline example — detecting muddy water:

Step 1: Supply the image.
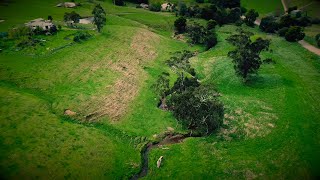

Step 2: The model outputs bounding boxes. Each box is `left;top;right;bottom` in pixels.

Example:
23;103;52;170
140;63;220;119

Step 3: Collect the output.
130;133;200;180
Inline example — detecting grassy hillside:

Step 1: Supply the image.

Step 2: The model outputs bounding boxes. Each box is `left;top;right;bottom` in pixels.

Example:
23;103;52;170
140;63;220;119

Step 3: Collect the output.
0;0;320;179
147;25;320;179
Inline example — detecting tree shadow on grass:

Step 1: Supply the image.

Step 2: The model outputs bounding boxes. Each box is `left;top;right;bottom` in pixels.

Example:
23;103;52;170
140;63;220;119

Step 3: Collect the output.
245;74;295;89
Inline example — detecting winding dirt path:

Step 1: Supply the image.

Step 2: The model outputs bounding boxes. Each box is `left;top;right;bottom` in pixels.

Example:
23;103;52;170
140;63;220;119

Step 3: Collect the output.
298;40;320;56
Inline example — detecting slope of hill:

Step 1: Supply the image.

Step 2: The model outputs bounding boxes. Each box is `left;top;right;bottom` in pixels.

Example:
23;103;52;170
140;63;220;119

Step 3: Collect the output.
0;0;320;179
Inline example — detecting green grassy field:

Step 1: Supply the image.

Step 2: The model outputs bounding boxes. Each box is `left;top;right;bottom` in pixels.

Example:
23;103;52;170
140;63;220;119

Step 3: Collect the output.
241;0;283;16
0;0;320;179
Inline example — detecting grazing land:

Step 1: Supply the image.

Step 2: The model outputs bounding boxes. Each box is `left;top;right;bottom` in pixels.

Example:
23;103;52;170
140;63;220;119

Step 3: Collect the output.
0;0;320;179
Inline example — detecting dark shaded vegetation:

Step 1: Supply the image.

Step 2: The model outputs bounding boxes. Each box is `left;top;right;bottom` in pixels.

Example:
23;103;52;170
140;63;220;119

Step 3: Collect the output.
227;29;271;82
316;34;320;47
92;4;106;32
73;31;92;42
285;26;305;42
149;3;161;12
64;11;81;23
174;17;187;34
153;51;224;136
244;9;258;27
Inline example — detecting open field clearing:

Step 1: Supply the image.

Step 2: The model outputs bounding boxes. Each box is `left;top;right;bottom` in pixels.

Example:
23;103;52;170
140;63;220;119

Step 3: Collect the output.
0;0;320;179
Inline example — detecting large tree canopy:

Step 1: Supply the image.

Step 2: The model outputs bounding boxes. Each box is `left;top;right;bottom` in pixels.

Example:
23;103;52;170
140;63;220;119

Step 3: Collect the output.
92;4;106;32
227;29;271;82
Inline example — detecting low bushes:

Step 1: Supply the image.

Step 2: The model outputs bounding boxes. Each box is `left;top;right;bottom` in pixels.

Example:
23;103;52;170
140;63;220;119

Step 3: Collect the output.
73;31;91;42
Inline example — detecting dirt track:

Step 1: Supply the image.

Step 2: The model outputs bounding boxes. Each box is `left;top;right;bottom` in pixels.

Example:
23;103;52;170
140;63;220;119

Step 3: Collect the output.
255;0;320;56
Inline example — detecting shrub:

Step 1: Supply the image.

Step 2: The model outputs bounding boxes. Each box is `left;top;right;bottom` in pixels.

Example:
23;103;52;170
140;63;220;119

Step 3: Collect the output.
64;11;81;23
244;9;259;27
174;17;187;34
259;16;279;33
227;7;241;23
316;34;320;47
207;20;217;30
316;34;320;41
187;22;206;44
0;32;8;39
196;0;204;3
204;32;218;50
278;27;289;37
115;0;125;6
311;17;320;24
8;26;32;39
240;6;247;15
73;31;92;42
16;36;40;48
285;26;305;42
149;3;161;12
49;25;58;34
178;2;187;16
296;16;311;27
279;15;297;28
33;26;44;35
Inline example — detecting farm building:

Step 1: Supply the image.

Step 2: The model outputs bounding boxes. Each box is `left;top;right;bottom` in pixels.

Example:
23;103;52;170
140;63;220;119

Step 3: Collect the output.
79;17;94;24
140;3;149;9
25;18;55;30
56;2;77;8
161;3;174;11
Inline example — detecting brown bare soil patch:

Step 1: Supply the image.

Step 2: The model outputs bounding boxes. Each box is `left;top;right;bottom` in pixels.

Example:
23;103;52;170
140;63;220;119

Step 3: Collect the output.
85;29;160;122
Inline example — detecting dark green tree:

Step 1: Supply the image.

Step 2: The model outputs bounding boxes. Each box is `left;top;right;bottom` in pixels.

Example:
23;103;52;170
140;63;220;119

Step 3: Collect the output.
178;2;187;16
64;11;81;23
285;26;305;42
167;85;224;136
92;4;106;32
204;32;218;50
259;16;279;33
48;15;53;21
227;7;241;23
227;29;271;82
244;9;259;27
187;22;206;44
174;17;187;34
152;72;170;99
207;19;217;30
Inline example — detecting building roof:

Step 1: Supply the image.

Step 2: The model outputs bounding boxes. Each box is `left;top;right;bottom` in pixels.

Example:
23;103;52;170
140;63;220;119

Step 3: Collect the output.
25;18;54;29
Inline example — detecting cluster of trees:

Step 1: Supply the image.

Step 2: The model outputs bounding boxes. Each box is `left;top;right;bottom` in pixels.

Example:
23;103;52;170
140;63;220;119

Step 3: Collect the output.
258;11;317;42
153;51;224;136
174;17;218;50
226;29;272;82
176;3;243;26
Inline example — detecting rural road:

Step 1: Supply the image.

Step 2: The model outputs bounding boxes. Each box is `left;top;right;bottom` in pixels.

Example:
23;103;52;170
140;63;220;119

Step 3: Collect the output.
280;0;320;56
